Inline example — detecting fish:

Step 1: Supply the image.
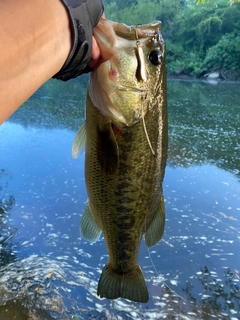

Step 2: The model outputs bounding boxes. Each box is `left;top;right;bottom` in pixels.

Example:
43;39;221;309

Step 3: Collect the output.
72;18;168;303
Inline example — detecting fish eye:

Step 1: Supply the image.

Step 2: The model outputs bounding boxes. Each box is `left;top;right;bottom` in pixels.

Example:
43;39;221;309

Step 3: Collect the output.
148;50;162;66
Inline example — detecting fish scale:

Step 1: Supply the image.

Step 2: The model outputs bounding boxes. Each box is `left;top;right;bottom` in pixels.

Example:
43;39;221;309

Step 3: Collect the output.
73;18;167;303
84;93;166;302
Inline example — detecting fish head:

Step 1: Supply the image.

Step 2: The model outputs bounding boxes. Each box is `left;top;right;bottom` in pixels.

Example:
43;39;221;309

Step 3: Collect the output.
88;18;166;126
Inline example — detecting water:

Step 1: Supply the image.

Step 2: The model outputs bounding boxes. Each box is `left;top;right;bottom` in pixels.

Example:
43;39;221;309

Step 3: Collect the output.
0;78;239;319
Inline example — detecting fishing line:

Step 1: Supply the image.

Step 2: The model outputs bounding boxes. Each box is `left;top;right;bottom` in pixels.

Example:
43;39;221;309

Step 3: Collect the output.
144;215;163;283
141;103;155;156
144;217;185;301
146;244;185;301
133;26;155;156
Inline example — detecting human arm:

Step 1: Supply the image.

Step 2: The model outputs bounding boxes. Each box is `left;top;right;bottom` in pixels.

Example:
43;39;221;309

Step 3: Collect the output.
0;0;103;124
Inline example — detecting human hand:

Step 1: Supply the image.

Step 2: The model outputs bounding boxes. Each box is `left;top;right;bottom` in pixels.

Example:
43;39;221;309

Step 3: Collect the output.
53;0;104;81
88;14;105;70
88;36;101;70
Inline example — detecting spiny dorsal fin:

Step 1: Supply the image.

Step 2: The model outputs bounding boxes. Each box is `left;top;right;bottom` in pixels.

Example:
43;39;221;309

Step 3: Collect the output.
72;121;86;159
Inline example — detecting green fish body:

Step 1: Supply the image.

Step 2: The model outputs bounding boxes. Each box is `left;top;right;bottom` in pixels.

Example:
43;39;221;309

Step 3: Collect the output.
72;19;167;303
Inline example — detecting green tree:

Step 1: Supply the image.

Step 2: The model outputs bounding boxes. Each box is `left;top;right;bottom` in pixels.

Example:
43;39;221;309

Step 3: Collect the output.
168;0;240;77
105;0;161;25
103;0;240;79
196;0;240;4
204;31;240;76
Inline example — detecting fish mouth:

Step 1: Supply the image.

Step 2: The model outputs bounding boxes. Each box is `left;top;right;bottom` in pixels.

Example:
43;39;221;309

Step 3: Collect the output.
115;83;146;94
119;86;145;93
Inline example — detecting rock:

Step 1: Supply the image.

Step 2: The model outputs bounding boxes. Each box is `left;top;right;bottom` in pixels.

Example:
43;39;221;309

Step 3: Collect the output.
206;71;220;79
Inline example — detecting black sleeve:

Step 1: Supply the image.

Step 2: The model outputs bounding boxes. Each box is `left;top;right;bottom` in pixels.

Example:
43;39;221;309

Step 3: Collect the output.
53;0;104;81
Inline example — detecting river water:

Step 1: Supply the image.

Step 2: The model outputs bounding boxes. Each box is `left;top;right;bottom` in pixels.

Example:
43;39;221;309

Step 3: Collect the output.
0;78;239;320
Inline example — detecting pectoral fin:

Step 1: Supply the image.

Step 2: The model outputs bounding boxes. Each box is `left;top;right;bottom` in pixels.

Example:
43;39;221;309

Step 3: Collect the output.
145;196;166;248
80;202;101;242
72;121;86;159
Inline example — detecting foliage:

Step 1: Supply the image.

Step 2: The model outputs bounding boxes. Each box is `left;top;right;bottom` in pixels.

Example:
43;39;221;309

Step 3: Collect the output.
166;40;204;75
196;0;240;4
114;0;161;25
105;0;184;30
204;31;240;70
103;0;240;79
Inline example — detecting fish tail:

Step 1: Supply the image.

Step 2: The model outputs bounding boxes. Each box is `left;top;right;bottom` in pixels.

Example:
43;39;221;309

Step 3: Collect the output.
97;264;149;303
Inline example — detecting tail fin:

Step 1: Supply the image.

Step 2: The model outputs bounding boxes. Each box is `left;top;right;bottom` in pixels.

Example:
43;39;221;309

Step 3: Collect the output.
97;264;149;303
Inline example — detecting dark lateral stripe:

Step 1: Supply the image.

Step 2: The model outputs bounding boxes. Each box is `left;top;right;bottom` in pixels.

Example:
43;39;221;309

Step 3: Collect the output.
116;196;134;205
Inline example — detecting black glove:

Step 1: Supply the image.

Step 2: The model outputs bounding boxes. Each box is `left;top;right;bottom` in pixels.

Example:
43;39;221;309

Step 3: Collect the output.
53;0;104;81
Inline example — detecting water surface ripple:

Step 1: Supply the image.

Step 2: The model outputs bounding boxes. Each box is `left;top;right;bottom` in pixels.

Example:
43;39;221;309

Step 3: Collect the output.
0;78;239;319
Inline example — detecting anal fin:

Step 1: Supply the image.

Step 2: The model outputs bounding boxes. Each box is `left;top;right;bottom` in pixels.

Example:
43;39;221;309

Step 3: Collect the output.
145;196;166;248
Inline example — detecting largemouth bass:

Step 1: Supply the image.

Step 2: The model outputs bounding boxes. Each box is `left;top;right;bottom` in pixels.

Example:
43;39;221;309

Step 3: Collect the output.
72;18;167;303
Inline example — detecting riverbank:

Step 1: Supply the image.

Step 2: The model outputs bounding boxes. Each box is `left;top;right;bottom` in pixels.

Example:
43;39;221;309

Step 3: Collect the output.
167;69;240;82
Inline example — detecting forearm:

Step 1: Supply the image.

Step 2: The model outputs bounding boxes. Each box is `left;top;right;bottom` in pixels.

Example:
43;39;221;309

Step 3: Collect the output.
0;0;71;124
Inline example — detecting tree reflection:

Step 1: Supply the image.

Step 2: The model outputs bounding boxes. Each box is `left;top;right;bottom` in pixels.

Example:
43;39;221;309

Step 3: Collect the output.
0;194;15;215
167;81;240;178
8;77;88;131
0;169;17;267
7;79;240;179
0;169;15;217
182;266;240;318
